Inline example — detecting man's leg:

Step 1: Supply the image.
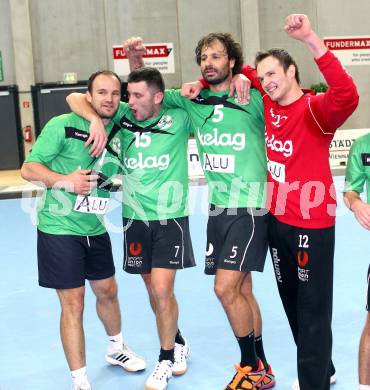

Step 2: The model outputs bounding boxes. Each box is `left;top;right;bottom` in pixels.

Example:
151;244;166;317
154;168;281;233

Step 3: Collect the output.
142;272;157;312
215;269;265;390
56;287;86;371
150;268;178;352
359;314;370;387
90;276;121;337
144;268;178;390
295;227;334;390
240;273;276;389
89;276;146;372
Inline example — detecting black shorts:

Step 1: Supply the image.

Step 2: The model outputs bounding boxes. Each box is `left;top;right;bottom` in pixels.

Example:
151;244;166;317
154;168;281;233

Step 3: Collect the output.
37;230;115;289
123;216;196;274
367;265;370;311
204;205;268;275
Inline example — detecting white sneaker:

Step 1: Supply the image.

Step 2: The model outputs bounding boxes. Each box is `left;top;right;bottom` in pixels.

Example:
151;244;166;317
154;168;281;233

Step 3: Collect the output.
173;340;190;375
145;360;173;390
105;344;146;372
291;373;337;389
72;378;91;390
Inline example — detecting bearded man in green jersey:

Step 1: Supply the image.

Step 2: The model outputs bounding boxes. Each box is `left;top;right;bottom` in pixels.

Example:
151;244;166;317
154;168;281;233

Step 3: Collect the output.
344;133;370;390
67;67;195;390
21;71;146;389
122;36;274;390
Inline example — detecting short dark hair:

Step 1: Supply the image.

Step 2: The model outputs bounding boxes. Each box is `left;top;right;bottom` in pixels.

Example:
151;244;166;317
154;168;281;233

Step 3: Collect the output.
127;67;165;93
195;33;244;75
87;70;121;93
255;48;300;84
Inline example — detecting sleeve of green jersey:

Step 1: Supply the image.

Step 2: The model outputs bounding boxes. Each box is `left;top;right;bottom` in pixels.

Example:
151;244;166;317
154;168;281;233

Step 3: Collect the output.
112;101;130;123
163;89;187;109
25;117;66;165
250;89;265;124
344;141;366;194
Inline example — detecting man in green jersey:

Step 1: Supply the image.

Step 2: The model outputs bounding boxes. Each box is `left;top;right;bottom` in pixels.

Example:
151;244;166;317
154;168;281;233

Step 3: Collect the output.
67;67;195;390
344;132;370;390
123;35;274;390
21;71;145;390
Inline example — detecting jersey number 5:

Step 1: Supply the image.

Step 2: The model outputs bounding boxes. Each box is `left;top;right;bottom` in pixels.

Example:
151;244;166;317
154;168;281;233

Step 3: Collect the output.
212;104;224;123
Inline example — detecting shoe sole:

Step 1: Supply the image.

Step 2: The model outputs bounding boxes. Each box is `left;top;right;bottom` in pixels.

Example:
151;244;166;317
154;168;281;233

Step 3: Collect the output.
145;384;167;390
259;380;276;389
105;355;146;372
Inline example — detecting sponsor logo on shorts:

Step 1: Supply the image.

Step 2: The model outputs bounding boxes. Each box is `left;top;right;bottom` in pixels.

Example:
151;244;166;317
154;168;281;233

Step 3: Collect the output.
127;258;143;268
169;260;180;265
223;258;236;265
129;242;142;256
206;243;214;256
297;250;310;282
297;250;309;267
205;258;215;269
271;247;282;283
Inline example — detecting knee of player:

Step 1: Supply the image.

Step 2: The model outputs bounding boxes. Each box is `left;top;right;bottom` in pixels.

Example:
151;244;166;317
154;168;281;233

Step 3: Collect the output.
214;281;238;305
151;283;174;304
98;283;119;303
60;296;85;317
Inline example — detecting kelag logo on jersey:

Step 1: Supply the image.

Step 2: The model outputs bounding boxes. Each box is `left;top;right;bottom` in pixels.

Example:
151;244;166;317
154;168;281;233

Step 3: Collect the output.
197;128;245;151
265;132;293;157
124;153;170;171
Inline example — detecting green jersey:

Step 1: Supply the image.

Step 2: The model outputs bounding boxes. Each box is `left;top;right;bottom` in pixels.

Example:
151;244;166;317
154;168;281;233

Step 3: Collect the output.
25;113;122;235
163;88;266;208
345;132;370;203
113;102;192;220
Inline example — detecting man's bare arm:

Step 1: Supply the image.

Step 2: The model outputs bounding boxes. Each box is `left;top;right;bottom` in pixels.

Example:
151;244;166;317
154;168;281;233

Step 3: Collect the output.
284;14;327;59
344;191;370;230
21;162;97;195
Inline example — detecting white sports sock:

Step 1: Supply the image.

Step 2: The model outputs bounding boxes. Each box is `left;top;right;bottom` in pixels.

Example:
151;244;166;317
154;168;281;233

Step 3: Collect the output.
107;332;123;354
359;385;370;390
71;366;88;385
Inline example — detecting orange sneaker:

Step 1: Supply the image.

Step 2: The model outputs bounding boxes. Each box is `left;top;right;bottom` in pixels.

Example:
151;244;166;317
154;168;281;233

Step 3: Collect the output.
258;364;276;389
225;359;266;390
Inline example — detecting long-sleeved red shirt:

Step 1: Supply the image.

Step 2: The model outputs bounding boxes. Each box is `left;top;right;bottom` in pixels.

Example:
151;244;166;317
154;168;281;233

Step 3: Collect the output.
242;51;359;228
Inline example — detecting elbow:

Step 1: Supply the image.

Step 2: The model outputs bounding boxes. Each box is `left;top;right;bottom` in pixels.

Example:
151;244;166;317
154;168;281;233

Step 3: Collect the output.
20;164;29;181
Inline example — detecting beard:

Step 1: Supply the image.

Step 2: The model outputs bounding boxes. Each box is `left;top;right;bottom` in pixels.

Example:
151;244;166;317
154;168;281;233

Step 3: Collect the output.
201;66;230;85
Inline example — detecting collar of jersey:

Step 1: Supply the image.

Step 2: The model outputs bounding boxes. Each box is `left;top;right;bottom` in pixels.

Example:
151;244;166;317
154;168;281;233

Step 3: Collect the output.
201;88;231;98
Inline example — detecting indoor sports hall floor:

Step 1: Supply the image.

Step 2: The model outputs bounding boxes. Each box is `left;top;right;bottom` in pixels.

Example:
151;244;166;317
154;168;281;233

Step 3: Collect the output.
0;177;367;389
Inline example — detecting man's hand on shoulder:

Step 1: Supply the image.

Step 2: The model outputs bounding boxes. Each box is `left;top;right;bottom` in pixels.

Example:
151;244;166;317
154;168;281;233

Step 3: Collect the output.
230;74;251;105
181;81;203;99
85;117;107;157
